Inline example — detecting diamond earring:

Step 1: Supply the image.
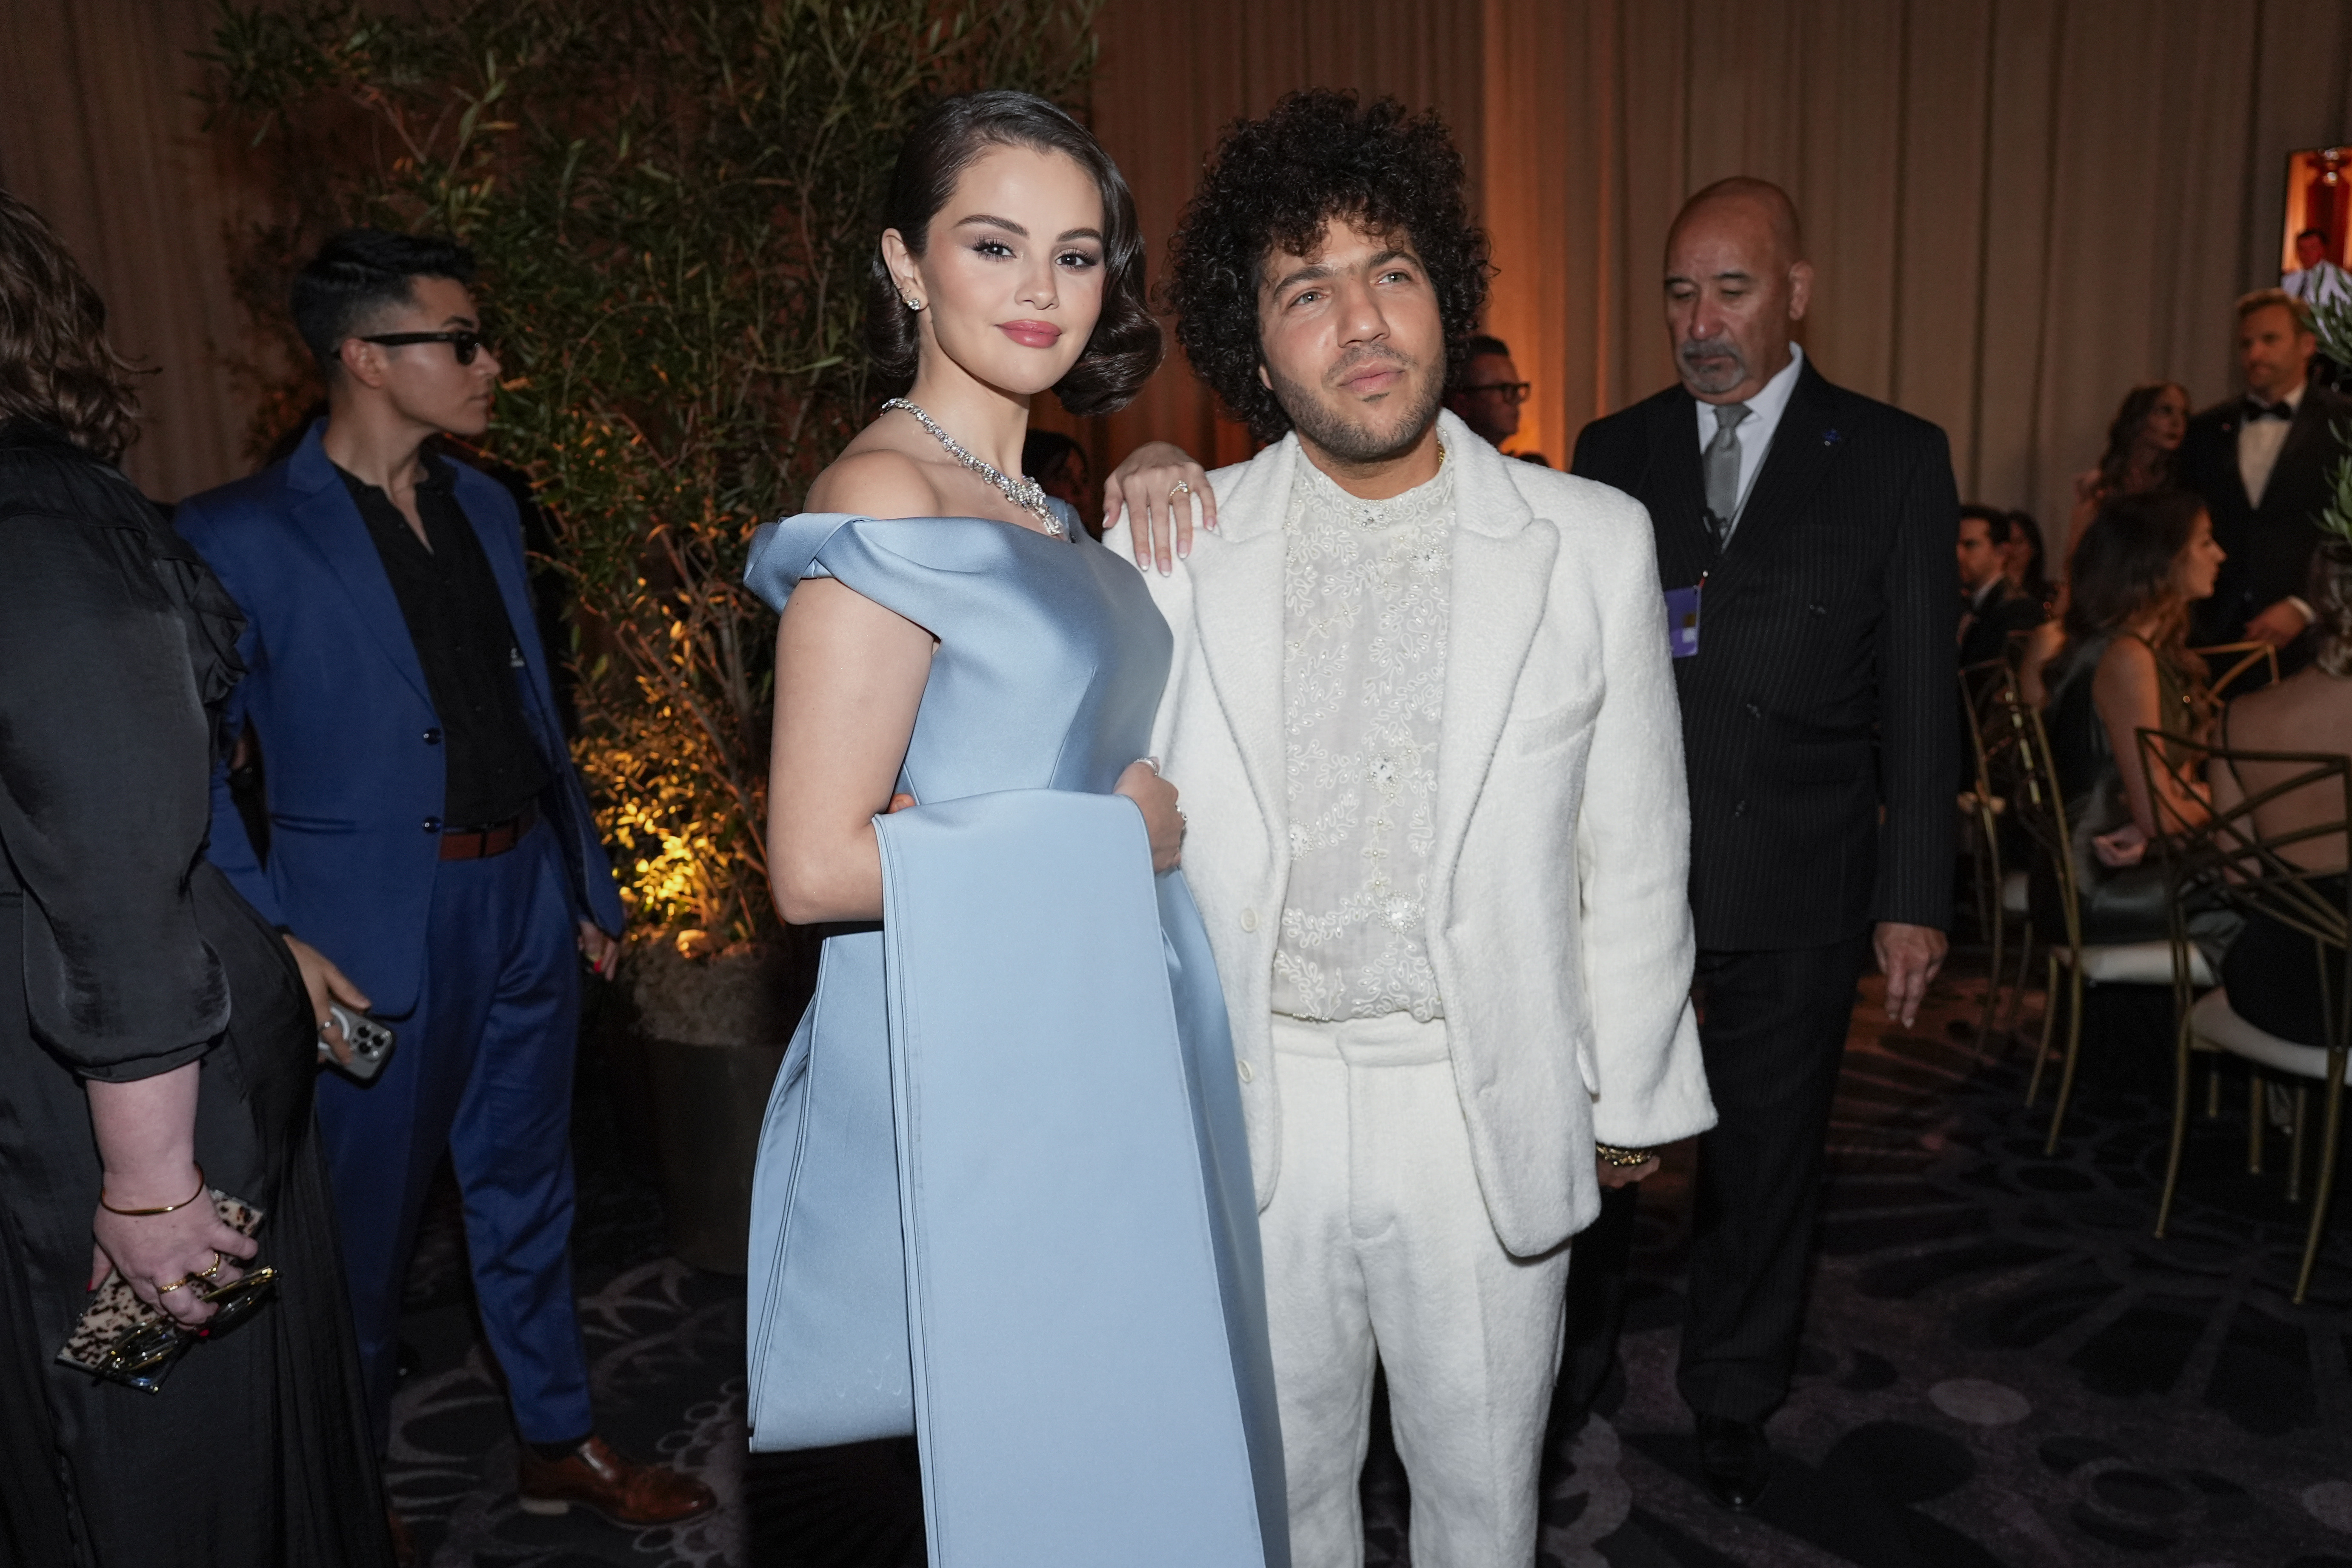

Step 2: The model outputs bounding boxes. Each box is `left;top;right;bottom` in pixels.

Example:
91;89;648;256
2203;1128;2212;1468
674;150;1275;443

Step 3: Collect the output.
904;296;923;311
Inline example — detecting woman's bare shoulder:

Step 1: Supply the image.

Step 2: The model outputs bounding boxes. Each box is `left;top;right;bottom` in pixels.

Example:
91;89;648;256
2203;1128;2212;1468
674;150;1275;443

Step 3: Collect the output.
805;445;946;521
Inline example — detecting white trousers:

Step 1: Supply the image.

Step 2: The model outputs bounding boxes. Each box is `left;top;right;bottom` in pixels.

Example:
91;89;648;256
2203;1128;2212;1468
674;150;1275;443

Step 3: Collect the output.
1263;1014;1572;1568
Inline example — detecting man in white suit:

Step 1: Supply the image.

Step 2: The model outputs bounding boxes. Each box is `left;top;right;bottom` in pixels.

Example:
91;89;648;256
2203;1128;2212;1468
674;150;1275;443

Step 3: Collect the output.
1106;90;1713;1568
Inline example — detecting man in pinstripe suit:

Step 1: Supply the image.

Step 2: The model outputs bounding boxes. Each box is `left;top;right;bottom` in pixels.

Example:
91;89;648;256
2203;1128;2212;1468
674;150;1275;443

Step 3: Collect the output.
1559;178;1960;1511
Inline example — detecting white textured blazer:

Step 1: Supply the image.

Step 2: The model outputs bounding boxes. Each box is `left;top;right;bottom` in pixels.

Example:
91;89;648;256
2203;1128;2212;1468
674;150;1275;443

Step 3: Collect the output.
1107;412;1716;1257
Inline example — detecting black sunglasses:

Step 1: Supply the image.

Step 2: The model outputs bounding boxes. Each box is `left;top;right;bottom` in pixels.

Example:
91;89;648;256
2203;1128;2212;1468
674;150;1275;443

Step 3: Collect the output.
358;330;489;366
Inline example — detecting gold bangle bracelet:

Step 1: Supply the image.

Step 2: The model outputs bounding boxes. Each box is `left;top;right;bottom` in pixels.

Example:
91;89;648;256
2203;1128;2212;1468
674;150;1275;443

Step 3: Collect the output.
99;1166;206;1217
1593;1142;1655;1168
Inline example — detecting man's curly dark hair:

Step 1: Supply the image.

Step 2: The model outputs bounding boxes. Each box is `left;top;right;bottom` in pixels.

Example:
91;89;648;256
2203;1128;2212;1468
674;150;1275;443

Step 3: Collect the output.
1162;90;1491;445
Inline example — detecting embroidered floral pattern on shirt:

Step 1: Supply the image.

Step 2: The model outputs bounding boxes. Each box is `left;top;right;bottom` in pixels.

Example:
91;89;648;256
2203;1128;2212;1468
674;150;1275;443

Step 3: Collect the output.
1271;447;1452;1022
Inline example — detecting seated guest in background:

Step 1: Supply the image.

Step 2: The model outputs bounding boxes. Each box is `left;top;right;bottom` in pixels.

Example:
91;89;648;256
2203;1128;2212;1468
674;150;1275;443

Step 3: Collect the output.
1958;504;2044;668
1445;331;1547;463
2182;290;2352;662
0;187;393;1568
2033;491;2233;954
2283;227;2351;308
2005;507;2052;607
2069;380;2189;537
2212;543;2352;1048
1021;427;1098;536
173;230;711;1541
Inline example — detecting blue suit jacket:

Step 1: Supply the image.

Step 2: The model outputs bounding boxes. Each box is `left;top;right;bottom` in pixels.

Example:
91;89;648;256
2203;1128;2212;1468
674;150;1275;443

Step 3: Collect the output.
175;422;624;1017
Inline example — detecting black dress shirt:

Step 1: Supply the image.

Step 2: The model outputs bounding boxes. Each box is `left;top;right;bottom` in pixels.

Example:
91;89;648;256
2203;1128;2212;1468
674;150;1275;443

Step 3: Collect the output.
338;448;549;828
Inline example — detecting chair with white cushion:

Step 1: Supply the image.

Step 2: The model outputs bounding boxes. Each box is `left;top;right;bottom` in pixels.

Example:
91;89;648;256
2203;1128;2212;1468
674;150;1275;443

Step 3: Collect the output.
2141;731;2349;1305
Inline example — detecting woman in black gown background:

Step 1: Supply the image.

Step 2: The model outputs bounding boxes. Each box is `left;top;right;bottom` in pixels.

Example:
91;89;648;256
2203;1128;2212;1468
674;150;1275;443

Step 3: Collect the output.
0;189;392;1566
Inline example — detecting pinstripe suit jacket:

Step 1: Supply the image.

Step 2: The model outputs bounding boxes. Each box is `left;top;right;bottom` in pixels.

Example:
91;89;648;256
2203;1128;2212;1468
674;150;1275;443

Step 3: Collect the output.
1572;360;1959;951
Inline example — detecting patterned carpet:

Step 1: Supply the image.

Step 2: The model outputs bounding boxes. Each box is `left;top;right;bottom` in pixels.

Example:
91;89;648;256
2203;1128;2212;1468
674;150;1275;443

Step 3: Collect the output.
384;960;2352;1567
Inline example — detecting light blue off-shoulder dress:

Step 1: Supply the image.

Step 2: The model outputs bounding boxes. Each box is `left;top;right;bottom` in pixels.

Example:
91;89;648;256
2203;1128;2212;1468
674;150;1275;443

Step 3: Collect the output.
741;507;1287;1568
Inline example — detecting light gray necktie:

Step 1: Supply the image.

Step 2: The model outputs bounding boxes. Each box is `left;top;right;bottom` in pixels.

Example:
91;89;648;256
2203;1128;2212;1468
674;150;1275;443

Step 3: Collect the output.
1704;401;1752;544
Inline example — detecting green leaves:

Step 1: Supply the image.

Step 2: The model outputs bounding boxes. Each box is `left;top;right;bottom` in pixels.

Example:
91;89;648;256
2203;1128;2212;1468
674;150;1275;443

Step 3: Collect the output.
205;0;1098;948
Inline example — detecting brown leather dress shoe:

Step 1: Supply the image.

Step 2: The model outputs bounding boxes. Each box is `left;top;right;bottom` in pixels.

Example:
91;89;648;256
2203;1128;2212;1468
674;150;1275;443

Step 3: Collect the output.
515;1435;717;1526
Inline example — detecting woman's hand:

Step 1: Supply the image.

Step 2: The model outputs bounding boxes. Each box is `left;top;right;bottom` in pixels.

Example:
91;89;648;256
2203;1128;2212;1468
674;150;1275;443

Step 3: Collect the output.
283;933;370;1057
1115;759;1185;872
88;1164;255;1328
2092;822;2149;868
1105;443;1216;576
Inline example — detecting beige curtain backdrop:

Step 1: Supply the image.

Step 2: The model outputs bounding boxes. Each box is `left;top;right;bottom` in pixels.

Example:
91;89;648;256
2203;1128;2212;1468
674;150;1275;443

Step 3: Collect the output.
5;0;2349;538
0;0;264;502
1476;0;2352;545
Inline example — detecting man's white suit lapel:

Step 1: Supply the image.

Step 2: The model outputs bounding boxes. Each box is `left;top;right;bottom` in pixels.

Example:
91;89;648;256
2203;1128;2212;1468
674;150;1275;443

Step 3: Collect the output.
1429;415;1559;918
1183;412;1562;908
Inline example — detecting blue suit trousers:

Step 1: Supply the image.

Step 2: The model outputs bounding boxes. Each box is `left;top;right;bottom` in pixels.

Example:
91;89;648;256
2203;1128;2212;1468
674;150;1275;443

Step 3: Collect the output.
314;823;593;1446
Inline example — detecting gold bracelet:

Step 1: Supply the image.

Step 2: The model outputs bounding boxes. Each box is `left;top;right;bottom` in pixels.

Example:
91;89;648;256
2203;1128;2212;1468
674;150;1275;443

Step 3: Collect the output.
1593;1142;1655;1168
99;1166;206;1217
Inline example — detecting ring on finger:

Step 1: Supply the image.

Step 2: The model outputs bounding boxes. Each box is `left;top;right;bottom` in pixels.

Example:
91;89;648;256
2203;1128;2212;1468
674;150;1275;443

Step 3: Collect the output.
191;1251;226;1282
156;1274;195;1295
1167;480;1192;503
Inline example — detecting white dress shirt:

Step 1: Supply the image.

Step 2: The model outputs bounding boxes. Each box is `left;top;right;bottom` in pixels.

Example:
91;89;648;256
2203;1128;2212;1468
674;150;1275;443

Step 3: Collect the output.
1692;342;1805;536
2283;262;2352;308
1271;444;1453;1023
2239;380;2305;509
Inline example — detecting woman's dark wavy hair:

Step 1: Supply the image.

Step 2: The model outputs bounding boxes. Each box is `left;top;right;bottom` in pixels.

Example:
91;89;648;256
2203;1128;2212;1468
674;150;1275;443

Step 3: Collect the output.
0;186;144;463
2059;487;2210;690
2089;381;2186;500
866;91;1159;417
1163;89;1492;445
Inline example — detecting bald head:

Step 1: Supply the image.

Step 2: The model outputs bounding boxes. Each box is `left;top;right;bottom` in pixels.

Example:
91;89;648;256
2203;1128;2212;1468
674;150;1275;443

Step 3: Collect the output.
1663;177;1813;403
1669;178;1806;268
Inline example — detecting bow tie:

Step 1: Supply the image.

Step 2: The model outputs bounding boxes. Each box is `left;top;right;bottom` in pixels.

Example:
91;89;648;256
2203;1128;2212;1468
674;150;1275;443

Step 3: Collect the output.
2243;398;2294;422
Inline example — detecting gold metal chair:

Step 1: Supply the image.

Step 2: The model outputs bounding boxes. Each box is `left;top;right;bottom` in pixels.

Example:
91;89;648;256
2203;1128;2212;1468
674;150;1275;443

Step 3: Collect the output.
1960;659;2033;1057
1994;681;2214;1152
2191;641;2281;700
2140;730;2350;1304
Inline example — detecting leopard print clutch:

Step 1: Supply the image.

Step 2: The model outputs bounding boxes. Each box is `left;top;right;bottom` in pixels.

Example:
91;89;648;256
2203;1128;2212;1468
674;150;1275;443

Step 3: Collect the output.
56;1191;269;1394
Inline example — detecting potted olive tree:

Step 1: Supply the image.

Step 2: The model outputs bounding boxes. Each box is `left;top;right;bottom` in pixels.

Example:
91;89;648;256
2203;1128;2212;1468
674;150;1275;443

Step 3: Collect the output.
208;0;1097;1270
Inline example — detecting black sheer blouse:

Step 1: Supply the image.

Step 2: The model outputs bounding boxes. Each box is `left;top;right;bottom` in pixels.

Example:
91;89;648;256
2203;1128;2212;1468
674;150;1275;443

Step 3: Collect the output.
0;419;247;1081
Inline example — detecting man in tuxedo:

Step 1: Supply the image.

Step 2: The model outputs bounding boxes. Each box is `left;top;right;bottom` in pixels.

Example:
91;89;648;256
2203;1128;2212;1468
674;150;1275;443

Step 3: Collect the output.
175;230;713;1542
1957;506;2043;670
2182;289;2352;667
1558;178;1959;1510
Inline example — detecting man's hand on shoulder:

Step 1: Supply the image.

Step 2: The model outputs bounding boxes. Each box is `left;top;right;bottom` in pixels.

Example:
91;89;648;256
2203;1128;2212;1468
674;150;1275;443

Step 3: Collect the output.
1105;442;1215;575
1873;920;1947;1029
2245;598;2311;650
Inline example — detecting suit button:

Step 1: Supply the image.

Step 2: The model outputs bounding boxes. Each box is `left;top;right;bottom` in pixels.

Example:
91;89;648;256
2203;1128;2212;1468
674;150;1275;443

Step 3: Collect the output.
1733;800;1747;817
1240;908;1259;933
1809;602;1829;617
423;728;443;745
1746;702;1762;719
423;816;443;833
1238;1059;1255;1084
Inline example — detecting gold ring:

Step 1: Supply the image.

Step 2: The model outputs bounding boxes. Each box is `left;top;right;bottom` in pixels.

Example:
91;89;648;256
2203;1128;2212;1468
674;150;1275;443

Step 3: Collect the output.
192;1251;226;1282
156;1274;195;1295
1167;480;1192;503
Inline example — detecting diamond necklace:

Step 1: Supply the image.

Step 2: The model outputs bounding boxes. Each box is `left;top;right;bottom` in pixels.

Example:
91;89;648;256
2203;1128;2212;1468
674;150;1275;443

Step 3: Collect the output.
881;398;1063;537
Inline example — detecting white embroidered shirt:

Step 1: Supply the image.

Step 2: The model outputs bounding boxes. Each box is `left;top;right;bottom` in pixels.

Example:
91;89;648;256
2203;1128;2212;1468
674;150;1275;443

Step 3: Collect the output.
1271;445;1453;1023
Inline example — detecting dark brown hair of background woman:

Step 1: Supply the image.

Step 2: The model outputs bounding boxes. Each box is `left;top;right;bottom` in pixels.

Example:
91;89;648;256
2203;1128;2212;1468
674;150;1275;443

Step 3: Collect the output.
0;187;145;463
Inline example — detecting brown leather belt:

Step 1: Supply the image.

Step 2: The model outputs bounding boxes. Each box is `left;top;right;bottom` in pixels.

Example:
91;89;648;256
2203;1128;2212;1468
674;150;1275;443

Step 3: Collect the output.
440;802;539;861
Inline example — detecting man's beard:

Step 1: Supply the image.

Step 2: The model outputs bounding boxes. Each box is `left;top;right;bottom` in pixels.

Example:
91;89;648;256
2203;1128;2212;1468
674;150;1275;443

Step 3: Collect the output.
1266;351;1444;466
1676;335;1750;397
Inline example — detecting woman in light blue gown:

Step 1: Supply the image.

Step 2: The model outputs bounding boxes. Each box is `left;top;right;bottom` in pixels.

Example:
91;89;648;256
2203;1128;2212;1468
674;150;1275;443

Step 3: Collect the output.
740;92;1286;1566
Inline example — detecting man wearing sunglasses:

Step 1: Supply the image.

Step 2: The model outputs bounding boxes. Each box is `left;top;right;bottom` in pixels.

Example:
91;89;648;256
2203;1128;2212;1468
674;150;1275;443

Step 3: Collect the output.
1445;332;1548;465
174;229;712;1549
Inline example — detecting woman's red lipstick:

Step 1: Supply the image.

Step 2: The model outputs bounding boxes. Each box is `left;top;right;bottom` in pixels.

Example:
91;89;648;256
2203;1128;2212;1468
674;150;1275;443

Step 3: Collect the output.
999;320;1062;348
